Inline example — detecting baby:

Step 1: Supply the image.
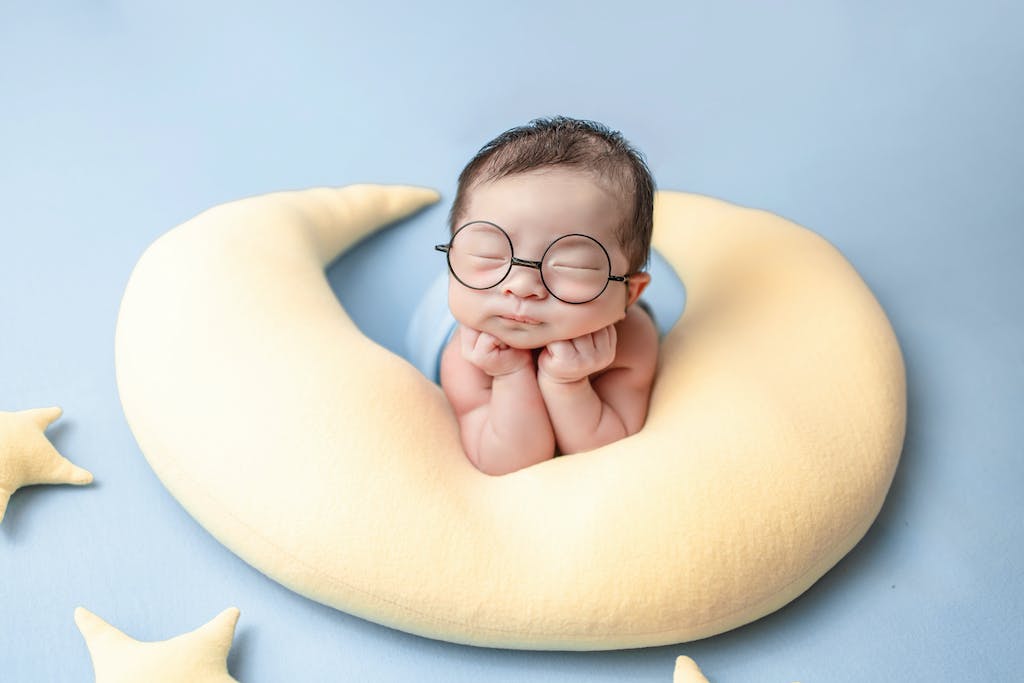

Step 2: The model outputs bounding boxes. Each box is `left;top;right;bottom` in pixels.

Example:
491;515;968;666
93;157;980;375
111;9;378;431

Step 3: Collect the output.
437;117;657;476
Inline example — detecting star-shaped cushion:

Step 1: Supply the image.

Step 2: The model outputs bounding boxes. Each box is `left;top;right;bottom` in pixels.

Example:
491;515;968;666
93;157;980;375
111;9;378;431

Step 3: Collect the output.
0;407;93;523
74;606;241;682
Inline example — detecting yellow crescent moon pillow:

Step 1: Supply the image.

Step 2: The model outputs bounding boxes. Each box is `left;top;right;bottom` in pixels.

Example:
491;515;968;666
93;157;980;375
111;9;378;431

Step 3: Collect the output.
115;185;905;650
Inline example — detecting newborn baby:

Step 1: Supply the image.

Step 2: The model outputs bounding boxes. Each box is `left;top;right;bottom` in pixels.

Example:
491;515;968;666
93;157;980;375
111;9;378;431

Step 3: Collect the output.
437;116;657;475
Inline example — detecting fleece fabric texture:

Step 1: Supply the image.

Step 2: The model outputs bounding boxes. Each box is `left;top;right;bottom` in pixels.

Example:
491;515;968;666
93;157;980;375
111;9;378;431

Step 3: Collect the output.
0;407;93;523
114;185;905;650
74;607;240;682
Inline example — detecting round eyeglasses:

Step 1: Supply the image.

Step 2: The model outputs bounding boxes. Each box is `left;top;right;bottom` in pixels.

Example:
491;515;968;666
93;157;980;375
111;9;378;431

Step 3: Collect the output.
435;221;631;304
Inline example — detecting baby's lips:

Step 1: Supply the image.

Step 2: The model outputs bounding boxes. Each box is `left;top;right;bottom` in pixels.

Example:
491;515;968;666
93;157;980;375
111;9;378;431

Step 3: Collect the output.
498;313;543;325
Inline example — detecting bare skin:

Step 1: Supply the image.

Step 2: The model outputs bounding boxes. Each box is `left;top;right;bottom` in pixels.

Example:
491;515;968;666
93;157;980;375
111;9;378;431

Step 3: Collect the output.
439;168;658;476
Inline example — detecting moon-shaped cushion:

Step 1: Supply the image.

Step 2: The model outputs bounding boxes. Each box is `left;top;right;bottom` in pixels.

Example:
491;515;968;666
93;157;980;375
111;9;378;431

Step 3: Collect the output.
115;185;905;650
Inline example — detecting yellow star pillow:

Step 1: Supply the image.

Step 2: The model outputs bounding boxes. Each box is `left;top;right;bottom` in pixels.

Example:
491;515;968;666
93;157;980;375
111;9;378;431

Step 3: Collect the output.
0;407;93;523
74;607;240;683
672;655;800;683
673;656;710;683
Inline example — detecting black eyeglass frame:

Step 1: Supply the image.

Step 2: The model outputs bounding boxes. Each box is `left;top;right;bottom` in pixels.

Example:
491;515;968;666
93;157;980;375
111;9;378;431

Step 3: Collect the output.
434;220;631;305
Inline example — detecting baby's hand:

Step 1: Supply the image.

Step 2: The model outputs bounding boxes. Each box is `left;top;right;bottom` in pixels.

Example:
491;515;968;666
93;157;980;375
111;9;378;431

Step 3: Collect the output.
460;326;532;377
538;324;618;384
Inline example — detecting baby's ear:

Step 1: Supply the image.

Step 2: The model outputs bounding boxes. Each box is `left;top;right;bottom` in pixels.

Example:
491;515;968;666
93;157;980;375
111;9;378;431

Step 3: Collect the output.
626;272;651;307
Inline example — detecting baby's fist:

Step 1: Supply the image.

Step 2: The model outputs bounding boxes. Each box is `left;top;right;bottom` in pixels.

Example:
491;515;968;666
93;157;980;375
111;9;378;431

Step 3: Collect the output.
460;326;532;377
538;324;618;384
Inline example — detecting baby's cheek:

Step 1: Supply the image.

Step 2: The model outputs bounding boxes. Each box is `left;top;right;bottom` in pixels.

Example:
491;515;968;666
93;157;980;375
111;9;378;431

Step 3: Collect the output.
448;287;484;328
562;303;625;341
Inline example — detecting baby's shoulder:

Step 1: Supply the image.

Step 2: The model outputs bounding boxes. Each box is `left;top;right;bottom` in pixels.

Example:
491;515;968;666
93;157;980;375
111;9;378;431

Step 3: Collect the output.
616;303;658;342
610;303;659;370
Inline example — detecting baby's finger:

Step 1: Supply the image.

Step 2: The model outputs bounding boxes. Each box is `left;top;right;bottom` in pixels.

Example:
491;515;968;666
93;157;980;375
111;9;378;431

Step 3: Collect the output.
546;339;573;360
601;324;618;352
476;331;506;352
571;332;596;356
460;326;481;354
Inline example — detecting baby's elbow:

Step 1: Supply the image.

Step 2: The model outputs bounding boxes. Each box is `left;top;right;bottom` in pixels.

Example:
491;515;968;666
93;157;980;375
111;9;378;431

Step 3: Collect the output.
623;406;650;438
614;387;653;439
469;452;542;477
466;433;554;476
474;459;519;477
465;445;506;476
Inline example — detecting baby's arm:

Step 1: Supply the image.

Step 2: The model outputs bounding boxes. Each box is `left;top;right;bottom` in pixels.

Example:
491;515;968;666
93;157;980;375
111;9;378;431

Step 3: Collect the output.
440;326;556;475
537;306;658;455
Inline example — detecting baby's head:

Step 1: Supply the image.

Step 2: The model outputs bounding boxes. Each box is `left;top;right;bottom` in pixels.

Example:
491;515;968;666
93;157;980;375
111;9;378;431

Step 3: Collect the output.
443;116;655;349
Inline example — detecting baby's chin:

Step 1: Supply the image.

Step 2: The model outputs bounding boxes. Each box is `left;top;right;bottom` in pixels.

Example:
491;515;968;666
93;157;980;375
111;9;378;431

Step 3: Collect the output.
487;327;551;350
455;314;608;350
473;320;554;350
488;322;609;350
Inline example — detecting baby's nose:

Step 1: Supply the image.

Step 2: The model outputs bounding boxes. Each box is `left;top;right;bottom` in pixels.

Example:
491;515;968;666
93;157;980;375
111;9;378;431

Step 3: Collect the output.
502;263;547;299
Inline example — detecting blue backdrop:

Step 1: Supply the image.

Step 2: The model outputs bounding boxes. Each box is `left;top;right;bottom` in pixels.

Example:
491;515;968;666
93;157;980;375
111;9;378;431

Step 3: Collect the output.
2;2;1021;681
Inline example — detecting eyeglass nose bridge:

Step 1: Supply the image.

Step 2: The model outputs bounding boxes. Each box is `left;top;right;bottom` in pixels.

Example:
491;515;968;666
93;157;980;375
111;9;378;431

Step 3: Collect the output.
509;256;543;271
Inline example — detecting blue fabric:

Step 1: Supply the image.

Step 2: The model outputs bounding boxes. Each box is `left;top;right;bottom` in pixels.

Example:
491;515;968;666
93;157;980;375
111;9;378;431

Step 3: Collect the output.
4;3;1022;681
404;269;457;383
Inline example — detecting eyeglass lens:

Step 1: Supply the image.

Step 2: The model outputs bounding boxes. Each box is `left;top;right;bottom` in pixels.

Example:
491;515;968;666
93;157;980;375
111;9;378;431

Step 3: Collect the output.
447;222;611;303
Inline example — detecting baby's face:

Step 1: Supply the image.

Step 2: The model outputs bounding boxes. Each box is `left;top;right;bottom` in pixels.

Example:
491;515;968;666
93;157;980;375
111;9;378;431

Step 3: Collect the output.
448;167;640;349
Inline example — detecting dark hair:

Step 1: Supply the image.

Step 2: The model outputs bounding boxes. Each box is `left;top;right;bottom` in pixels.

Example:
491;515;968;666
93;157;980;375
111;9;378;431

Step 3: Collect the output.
448;116;655;272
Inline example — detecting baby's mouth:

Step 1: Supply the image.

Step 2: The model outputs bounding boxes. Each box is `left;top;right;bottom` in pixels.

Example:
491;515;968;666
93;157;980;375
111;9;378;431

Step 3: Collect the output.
498;313;542;325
